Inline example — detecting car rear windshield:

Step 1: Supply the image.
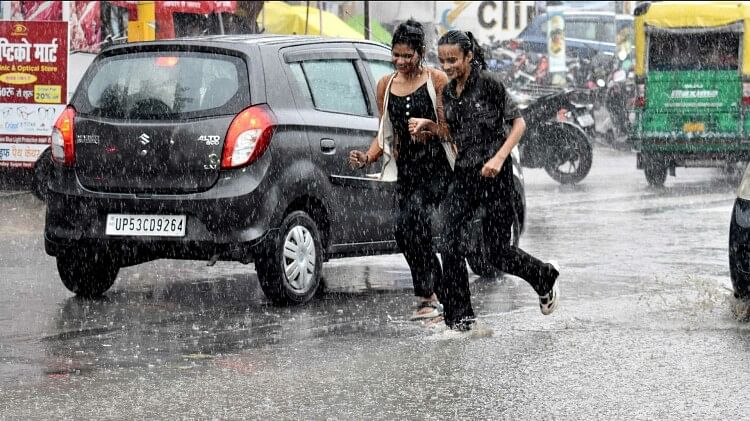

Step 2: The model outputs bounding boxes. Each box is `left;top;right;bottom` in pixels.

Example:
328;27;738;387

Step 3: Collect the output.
649;32;739;71
74;51;248;120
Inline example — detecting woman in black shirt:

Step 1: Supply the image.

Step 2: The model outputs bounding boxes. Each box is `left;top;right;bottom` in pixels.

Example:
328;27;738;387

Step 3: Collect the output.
349;20;454;321
412;30;560;332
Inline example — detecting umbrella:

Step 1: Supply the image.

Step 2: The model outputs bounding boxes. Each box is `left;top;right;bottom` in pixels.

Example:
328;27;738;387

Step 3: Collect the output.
259;1;363;39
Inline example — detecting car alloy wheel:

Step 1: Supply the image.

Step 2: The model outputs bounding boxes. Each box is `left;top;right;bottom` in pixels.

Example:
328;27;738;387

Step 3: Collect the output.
282;225;317;292
256;211;323;305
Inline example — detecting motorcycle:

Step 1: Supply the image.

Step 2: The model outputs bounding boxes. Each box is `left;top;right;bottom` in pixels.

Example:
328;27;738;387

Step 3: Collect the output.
511;89;594;185
585;51;635;149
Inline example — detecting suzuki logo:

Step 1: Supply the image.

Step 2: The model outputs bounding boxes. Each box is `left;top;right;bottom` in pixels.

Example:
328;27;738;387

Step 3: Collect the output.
139;133;151;145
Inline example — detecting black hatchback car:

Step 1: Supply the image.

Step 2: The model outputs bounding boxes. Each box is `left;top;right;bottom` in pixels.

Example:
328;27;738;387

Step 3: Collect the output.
729;167;750;300
45;35;526;304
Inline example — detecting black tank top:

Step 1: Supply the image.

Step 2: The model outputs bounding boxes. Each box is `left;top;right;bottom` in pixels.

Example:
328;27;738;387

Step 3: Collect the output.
388;82;450;191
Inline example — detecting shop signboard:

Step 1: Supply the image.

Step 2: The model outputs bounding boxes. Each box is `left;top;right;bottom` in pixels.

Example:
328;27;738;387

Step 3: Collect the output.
0;21;68;168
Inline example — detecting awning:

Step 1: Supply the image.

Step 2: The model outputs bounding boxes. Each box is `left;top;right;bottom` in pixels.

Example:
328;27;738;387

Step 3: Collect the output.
642;1;750;29
259;1;363;39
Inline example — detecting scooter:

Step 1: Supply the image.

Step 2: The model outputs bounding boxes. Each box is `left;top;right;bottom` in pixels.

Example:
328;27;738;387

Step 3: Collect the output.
587;51;635;149
511;89;594;185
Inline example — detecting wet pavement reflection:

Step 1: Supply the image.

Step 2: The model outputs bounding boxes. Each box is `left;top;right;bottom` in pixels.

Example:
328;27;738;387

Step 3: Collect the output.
1;148;750;418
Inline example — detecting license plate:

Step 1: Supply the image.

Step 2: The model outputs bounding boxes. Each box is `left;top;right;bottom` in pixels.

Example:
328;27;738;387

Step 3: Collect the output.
106;214;186;237
683;122;705;133
576;113;595;128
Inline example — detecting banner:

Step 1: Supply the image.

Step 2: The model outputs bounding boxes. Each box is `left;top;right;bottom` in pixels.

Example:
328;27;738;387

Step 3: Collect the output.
547;5;566;74
9;1;62;21
0;21;68;168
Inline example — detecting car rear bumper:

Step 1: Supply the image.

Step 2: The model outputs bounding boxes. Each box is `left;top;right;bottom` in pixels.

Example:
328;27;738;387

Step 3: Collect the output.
636;151;750;168
44;165;278;264
729;198;750;299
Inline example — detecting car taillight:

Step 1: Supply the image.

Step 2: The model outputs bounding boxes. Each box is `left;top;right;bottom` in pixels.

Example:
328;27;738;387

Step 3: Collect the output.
51;106;75;166
636;83;645;108
221;105;276;169
742;82;750;106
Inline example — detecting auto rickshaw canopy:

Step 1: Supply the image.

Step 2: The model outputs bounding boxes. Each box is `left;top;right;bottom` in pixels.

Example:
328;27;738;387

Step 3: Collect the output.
634;1;750;75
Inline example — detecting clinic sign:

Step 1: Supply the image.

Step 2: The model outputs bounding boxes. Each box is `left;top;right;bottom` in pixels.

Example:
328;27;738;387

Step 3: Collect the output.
0;21;68;168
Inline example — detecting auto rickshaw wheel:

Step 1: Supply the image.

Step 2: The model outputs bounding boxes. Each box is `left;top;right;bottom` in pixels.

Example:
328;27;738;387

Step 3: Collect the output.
644;159;668;187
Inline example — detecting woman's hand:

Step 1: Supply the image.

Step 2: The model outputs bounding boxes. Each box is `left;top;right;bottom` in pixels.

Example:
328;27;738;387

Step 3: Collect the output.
349;150;369;169
408;118;434;142
481;155;505;177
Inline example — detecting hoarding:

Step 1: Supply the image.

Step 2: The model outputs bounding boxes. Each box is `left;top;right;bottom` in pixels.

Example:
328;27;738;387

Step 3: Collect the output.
546;5;566;74
0;21;68;168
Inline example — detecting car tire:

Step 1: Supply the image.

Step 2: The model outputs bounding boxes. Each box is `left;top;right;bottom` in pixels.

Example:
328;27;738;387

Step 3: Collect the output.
467;211;521;279
256;211;323;306
31;148;52;202
644;159;667;187
57;249;119;298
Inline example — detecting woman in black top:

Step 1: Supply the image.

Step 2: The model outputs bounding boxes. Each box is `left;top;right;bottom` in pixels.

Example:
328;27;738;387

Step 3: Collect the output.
413;30;560;332
349;20;453;320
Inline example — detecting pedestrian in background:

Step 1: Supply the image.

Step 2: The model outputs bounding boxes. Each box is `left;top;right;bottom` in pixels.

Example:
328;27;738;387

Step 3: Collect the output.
412;30;560;333
349;19;455;321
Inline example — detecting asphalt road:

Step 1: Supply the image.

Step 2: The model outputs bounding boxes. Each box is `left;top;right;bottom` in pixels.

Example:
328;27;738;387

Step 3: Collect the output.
1;148;749;419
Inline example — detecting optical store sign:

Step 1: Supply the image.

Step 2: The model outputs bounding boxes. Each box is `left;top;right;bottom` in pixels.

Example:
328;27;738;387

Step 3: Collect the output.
0;21;68;167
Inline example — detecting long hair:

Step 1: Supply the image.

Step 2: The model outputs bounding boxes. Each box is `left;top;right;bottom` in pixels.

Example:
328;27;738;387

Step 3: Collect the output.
437;30;487;70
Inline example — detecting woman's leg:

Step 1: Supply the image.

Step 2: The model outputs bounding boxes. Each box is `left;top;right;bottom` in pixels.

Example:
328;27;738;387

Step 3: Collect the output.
481;162;558;296
395;188;441;300
438;171;480;328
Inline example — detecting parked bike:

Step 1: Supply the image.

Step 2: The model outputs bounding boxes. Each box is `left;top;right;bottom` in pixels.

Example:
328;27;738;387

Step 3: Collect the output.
511;89;594;185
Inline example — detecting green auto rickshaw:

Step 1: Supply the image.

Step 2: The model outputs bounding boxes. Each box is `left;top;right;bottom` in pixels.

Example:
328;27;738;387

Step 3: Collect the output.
632;1;750;186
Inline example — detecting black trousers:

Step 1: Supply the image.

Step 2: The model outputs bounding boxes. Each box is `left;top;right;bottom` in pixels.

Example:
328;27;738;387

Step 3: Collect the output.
437;160;556;327
395;184;444;299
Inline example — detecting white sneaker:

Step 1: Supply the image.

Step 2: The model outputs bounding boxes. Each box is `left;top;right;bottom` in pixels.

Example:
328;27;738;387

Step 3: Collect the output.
539;261;560;315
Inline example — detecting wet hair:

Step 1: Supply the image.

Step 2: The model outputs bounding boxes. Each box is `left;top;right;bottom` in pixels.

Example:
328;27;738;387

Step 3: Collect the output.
392;18;426;59
437;30;487;70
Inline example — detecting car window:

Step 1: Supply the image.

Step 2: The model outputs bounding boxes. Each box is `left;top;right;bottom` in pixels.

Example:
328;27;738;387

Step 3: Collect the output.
367;60;394;84
565;20;597;41
288;62;313;105
649;31;739;71
300;60;368;115
597;21;616;43
520;16;546;38
76;52;247;120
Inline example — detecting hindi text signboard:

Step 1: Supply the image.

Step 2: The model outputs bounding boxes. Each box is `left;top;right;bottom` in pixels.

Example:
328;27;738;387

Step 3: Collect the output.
0;20;68;168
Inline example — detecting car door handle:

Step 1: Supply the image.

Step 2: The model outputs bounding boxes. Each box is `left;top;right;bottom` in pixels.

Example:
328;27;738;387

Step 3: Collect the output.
320;138;336;153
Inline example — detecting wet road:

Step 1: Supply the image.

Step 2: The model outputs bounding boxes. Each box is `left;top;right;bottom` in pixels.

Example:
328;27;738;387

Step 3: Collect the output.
1;148;749;419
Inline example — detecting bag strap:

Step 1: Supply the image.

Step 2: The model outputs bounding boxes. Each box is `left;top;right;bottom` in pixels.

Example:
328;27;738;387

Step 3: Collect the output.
426;70;439;118
377;72;397;148
426;69;456;170
383;72;397;114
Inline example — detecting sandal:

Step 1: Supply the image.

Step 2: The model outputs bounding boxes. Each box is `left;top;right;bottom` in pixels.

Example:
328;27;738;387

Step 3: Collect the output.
409;300;443;321
422;315;445;329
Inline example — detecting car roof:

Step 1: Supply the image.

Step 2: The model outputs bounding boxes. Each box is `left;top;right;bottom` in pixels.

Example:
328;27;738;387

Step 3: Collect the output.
101;34;389;54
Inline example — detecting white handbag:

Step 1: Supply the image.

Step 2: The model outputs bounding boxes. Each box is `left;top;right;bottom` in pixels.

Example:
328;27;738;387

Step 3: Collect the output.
377;73;398;182
425;71;457;170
